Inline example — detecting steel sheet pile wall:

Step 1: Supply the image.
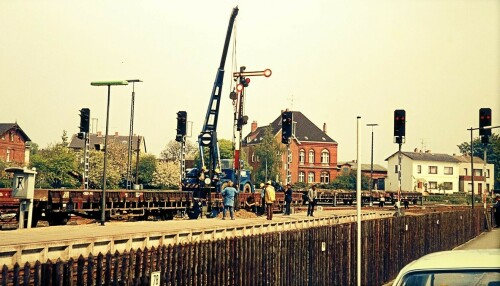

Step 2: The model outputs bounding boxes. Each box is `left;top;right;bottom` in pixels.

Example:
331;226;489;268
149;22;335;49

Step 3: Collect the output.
1;208;485;285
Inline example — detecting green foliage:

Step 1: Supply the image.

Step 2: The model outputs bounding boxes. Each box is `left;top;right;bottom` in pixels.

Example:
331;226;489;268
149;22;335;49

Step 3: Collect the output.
137;154;157;188
152;161;180;189
87;141;128;189
160;139;198;162
0;159;17;187
254;126;284;183
457;133;499;189
30;143;79;188
329;169;370;190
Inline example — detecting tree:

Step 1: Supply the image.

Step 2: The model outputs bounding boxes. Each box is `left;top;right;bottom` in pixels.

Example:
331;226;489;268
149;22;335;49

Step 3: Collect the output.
30;143;79;188
254;126;284;183
151;161;180;189
160;139;198;162
137;154;157;188
330;169;370;190
457;133;499;189
87;141;128;189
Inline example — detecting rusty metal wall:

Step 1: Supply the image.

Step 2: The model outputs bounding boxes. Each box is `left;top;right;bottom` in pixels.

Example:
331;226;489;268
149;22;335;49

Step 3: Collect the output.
1;208;485;286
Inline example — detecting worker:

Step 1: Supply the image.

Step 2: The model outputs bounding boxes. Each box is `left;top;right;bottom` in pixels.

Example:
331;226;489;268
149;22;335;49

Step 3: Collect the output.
221;181;239;220
265;181;276;220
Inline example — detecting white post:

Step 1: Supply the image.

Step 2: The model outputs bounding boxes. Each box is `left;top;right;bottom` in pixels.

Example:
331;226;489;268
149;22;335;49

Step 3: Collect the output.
356;116;362;286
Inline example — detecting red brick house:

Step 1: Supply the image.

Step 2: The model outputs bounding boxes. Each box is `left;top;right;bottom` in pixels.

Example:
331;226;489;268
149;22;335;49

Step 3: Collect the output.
0;123;32;166
242;111;338;185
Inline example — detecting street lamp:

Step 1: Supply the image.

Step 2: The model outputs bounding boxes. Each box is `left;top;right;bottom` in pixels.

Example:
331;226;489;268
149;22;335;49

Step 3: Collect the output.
126;79;142;190
366;123;378;206
90;80;128;226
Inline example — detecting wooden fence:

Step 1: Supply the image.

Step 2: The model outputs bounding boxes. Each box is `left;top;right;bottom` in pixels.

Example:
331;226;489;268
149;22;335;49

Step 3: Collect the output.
1;208;485;286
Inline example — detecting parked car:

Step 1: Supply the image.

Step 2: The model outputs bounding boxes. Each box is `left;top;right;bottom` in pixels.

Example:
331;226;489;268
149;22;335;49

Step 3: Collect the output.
392;249;500;286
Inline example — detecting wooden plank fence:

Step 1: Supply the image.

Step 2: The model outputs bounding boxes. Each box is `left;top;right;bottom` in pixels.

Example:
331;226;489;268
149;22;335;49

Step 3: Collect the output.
1;208;485;285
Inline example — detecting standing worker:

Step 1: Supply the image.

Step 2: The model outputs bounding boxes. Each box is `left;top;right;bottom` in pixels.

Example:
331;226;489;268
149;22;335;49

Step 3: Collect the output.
493;194;500;228
284;183;293;215
307;184;318;217
259;183;266;216
379;195;385;208
221;181;239;220
265;181;276;220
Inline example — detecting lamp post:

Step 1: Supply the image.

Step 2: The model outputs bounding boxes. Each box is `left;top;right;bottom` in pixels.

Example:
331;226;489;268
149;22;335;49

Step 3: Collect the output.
91;80;128;226
126;79;142;190
366;123;378;206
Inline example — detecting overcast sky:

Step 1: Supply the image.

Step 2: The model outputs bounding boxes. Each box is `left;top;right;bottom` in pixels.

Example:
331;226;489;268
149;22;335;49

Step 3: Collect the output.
1;0;498;166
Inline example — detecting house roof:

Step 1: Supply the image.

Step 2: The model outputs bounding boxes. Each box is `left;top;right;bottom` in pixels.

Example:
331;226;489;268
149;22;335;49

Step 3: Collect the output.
0;123;31;142
243;111;337;146
68;133;146;152
385;151;460;163
338;161;387;172
453;155;486;164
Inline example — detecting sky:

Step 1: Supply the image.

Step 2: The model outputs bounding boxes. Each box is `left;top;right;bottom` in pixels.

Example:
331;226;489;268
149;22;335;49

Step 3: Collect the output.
1;0;498;166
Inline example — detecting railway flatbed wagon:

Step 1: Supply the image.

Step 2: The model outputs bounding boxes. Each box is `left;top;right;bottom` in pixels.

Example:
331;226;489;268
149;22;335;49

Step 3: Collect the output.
0;188;196;227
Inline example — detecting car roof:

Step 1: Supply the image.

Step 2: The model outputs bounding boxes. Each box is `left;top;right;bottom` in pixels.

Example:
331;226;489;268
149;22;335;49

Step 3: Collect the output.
404;249;499;270
394;249;500;284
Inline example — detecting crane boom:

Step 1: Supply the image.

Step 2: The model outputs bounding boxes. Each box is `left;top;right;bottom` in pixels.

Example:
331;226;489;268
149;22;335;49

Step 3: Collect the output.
198;6;239;175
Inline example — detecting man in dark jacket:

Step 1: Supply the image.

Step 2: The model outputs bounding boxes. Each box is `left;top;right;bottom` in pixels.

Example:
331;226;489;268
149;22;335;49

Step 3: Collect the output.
284;183;293;215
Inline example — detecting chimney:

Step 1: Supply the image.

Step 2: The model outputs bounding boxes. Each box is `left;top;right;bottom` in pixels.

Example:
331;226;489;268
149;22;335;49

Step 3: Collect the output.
97;131;102;137
323;123;327;134
414;148;418;152
251;121;258;133
114;132;119;136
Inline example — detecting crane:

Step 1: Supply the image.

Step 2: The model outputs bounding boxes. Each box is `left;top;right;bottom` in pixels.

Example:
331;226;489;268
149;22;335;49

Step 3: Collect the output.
198;6;239;182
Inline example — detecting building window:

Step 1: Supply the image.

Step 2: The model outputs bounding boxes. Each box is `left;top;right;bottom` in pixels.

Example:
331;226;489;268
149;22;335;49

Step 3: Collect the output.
308;172;315;183
394;165;399;173
320;172;330;184
9;132;14;142
299;171;305;183
1;135;4;140
428;181;437;189
474;169;482;176
444;167;453;175
417;165;421;174
299;149;305;165
308;150;314;163
6;149;11;162
428;166;437;174
443;182;453;190
486;169;490;178
251;152;255;163
321;150;329;165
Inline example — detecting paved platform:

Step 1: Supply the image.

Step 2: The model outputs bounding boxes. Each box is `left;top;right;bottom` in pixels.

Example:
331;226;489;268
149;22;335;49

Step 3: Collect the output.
0;209;393;267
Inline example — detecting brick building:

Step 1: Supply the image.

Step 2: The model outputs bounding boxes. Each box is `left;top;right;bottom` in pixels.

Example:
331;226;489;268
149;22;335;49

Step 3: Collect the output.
242;111;338;185
0;123;31;166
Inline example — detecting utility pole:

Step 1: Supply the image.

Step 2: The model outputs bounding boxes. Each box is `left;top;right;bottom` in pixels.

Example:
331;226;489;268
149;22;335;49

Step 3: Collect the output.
366;123;378;206
126;79;142;190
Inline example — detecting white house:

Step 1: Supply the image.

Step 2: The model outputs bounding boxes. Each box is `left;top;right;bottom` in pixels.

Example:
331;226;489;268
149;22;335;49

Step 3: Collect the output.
454;155;495;195
385;151;460;194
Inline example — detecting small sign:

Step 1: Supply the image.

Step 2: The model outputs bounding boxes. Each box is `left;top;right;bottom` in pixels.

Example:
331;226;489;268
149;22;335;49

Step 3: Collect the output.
321;242;326;252
150;271;161;286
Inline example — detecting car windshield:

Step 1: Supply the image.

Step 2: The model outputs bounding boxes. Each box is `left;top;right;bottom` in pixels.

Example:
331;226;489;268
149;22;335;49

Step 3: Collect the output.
401;270;500;286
